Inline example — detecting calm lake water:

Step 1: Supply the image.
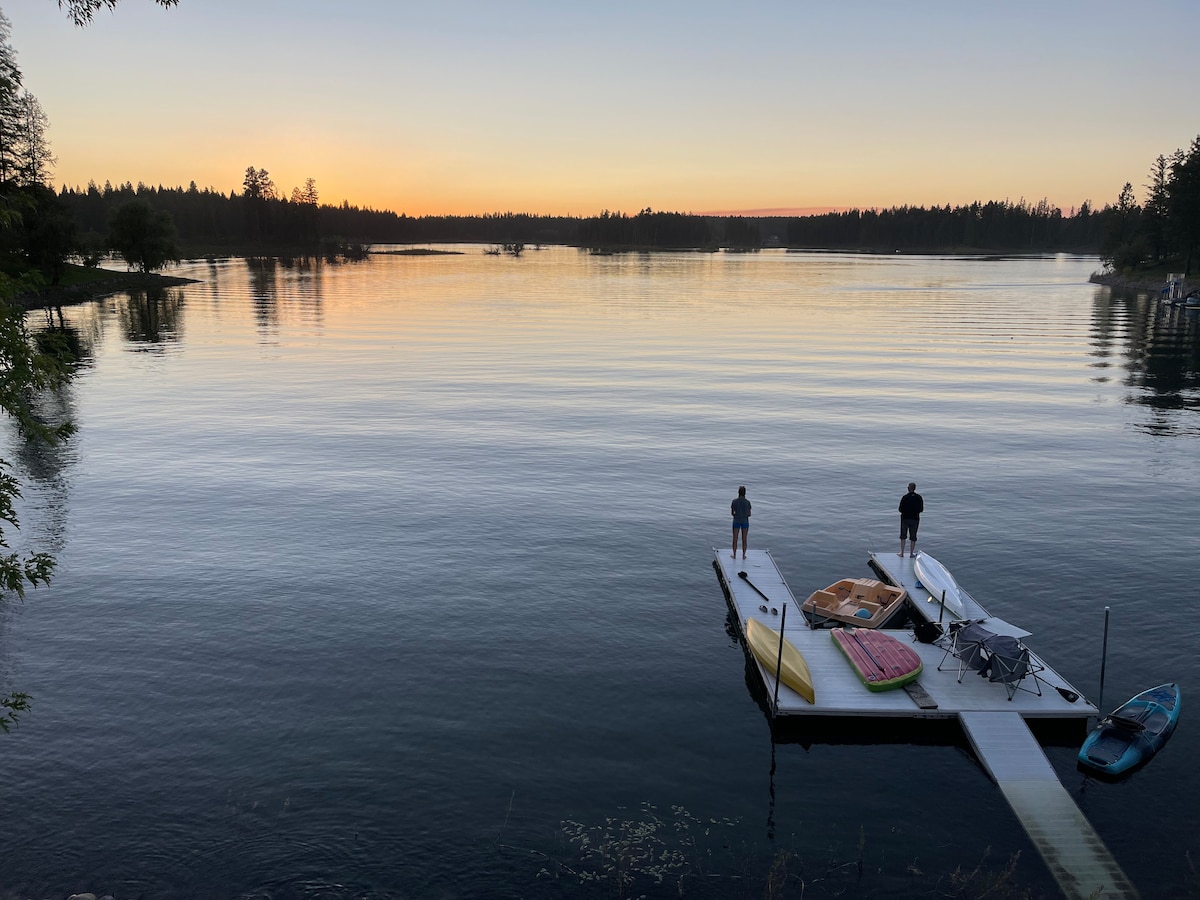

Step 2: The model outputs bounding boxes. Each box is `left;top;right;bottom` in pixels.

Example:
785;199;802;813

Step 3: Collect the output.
2;248;1198;899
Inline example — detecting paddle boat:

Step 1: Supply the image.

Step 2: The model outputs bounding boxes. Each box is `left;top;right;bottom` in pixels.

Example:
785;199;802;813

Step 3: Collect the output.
744;618;815;704
831;626;923;692
1078;683;1181;777
801;577;908;628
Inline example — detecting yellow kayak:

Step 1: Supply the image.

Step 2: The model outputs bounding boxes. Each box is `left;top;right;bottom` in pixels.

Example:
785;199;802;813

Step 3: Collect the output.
745;618;815;704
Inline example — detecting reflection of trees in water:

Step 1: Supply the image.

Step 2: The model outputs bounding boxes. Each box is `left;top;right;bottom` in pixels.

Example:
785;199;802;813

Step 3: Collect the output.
248;256;279;332
11;428;74;558
32;304;95;372
248;255;326;339
1092;287;1200;434
9;307;90;558
49;302;106;369
116;287;186;349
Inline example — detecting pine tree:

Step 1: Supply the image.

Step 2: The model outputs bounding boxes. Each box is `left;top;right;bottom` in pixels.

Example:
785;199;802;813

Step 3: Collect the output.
14;91;54;185
0;10;25;183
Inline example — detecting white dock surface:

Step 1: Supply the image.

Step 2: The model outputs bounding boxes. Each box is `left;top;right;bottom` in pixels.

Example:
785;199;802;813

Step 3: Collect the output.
961;711;1139;899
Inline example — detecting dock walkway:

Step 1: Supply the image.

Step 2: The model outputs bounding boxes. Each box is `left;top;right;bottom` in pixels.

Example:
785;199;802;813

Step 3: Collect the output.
962;711;1139;899
712;547;1138;899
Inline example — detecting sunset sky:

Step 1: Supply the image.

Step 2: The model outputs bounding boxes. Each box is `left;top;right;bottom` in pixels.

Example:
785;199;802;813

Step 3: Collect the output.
6;0;1199;217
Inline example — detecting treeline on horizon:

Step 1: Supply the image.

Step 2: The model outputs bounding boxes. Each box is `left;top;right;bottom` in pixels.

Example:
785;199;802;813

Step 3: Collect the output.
56;180;1117;256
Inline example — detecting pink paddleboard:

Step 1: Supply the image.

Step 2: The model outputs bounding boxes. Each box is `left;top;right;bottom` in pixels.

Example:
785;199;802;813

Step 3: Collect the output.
832;627;923;692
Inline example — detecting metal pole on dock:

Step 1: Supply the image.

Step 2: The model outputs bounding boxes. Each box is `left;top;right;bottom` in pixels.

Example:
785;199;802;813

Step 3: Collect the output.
1098;606;1110;715
939;590;946;624
772;604;787;714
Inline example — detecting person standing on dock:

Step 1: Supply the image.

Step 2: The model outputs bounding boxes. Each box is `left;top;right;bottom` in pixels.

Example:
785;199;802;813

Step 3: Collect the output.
731;486;751;559
898;482;923;557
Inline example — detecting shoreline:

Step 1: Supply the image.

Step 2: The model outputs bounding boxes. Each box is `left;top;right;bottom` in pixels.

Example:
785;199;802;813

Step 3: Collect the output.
1088;270;1186;293
11;263;1182;311
12;271;200;311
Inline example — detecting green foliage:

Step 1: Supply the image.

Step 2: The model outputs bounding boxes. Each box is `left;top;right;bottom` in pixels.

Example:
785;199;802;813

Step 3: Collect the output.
0;272;76;731
723;216;763;250
0;690;30;732
58;0;179;27
242;165;276;201
3;0;174;745
0;481;58;729
1094;134;1200;276
1143;155;1172;264
785;199;1094;253
107;198;181;273
16;184;78;284
1167;137;1200;273
0;284;75;443
579;208;719;251
1107;237;1152;273
0;13;55;188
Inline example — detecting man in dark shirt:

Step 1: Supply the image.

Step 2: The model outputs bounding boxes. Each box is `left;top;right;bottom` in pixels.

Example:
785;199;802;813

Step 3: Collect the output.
730;485;751;560
898;482;923;558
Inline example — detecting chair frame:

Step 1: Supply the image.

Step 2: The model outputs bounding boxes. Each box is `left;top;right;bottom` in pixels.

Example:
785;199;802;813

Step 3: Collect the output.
935;622;1046;701
981;636;1046;701
936;621;995;683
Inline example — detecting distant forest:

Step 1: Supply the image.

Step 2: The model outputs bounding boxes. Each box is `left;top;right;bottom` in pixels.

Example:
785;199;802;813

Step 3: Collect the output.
55;179;1115;257
31;128;1200;274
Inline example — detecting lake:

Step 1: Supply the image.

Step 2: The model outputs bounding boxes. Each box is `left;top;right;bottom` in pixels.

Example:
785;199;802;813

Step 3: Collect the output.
2;248;1198;899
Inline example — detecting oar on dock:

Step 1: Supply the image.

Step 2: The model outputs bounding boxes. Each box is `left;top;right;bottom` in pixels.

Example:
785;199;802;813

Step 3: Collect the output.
738;571;773;604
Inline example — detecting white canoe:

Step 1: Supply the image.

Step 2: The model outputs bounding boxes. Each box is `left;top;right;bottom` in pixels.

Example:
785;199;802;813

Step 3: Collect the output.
913;551;965;618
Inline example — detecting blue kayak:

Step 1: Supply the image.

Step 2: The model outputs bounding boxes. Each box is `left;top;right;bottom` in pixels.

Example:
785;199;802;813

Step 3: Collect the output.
1078;683;1181;776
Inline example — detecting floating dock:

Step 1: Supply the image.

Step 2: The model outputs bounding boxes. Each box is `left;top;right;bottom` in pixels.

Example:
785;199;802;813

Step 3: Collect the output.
713;549;1093;720
712;547;1139;900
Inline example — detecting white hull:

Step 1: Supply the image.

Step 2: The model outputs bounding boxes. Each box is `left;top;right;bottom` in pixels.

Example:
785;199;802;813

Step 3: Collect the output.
914;551;965;618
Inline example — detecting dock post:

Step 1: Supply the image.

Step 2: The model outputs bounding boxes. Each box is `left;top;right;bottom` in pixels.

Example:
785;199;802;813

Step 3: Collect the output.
939;589;946;624
1098;606;1110;715
772;604;787;714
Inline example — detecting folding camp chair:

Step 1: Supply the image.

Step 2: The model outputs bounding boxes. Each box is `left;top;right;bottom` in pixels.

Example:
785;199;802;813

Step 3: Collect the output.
979;634;1045;700
936;621;995;682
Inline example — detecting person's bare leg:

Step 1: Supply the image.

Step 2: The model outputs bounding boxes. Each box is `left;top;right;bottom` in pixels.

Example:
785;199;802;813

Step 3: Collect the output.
732;529;738;558
741;529;748;559
909;540;917;558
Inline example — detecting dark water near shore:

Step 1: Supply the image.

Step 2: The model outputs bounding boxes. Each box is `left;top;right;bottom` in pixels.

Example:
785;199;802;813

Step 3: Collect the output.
2;249;1198;898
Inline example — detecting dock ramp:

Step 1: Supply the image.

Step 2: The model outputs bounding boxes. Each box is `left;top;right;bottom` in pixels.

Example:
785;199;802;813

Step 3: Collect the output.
959;711;1138;899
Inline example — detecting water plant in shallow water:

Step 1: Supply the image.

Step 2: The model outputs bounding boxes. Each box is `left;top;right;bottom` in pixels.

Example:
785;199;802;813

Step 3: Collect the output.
523;803;1061;899
539;802;743;897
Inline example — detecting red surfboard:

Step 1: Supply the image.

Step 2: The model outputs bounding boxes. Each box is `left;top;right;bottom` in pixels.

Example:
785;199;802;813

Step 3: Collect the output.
831;627;923;692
